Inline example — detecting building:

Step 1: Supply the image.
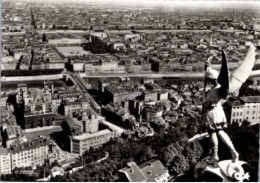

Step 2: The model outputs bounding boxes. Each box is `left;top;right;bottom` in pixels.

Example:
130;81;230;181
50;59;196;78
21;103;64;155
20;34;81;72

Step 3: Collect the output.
23;113;57;129
143;104;163;122
1;115;23;148
224;96;260;126
119;159;170;182
124;34;141;41
48;38;82;46
103;83;142;103
253;24;260;31
63;100;89;116
54;46;91;59
72;110;104;134
98;78;121;93
82;113;101;133
158;91;169;101
9;136;58;170
0;148;12;175
70;129;112;155
143;91;158;102
129;100;144;117
240;96;260;125
84;61;126;74
101;104;137;130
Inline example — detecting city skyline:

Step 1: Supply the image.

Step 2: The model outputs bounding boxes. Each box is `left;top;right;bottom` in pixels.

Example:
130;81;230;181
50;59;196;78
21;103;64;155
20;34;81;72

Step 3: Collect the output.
1;0;260;182
7;0;260;9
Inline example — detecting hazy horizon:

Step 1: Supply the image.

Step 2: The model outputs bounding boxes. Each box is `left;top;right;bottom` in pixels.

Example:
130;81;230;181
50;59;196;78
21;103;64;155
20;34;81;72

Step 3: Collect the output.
6;0;260;9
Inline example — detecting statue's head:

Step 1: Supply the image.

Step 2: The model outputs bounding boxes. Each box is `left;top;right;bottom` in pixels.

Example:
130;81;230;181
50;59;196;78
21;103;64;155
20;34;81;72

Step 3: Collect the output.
205;68;219;87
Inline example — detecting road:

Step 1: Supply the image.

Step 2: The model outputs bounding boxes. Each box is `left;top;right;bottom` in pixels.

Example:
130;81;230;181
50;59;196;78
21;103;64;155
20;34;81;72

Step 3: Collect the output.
101;120;126;135
82;72;204;78
68;72;101;113
96;152;109;163
2;29;215;36
2;28;250;37
81;70;260;79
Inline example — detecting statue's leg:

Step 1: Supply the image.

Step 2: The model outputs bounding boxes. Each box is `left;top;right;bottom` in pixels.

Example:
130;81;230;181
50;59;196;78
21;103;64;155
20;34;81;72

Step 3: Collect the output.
208;132;219;164
217;130;239;162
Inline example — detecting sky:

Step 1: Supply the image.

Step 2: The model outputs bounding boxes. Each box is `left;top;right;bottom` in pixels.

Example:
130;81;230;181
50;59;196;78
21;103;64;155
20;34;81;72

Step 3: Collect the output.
12;0;260;8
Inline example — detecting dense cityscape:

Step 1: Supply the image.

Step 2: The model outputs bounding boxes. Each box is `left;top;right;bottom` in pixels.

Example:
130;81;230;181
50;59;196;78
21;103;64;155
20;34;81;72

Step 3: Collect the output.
1;0;260;182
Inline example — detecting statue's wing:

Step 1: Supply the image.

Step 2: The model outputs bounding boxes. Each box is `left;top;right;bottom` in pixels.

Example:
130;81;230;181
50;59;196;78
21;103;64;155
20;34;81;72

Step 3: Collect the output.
229;44;256;95
217;50;230;98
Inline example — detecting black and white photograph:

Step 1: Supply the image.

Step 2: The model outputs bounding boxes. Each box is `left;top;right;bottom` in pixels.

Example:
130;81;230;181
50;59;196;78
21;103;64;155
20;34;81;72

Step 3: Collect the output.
0;0;260;182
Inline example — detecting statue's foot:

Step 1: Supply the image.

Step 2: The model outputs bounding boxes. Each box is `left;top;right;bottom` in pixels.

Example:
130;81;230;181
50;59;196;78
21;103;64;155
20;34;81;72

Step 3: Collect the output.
231;151;239;162
207;155;219;166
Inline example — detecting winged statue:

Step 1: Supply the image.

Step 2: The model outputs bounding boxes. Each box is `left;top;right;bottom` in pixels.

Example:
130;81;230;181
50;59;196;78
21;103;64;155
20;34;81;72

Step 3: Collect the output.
189;44;256;163
191;44;256;182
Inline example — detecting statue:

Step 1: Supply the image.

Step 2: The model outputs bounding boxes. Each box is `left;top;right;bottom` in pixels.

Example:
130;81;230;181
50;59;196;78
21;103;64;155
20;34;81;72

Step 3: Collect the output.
190;44;256;181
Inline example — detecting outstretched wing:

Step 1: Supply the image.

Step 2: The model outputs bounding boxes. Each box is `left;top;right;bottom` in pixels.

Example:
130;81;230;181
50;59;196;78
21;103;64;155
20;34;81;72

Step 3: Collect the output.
217;50;230;98
229;44;256;95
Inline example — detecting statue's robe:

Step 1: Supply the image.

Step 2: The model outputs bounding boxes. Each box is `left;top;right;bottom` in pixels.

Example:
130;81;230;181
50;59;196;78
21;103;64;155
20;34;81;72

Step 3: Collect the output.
203;84;227;132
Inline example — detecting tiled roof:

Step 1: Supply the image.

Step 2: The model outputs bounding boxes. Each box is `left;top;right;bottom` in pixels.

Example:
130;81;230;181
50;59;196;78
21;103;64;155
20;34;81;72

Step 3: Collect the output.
10;136;50;154
119;159;168;182
139;159;168;182
119;162;147;182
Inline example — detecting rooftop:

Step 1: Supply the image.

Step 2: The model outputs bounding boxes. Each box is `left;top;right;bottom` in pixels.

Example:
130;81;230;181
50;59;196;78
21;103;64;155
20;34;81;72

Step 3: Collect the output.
73;129;111;141
239;96;260;103
119;162;147;182
0;147;10;155
10;136;51;154
119;159;168;182
55;46;91;57
139;159;168;182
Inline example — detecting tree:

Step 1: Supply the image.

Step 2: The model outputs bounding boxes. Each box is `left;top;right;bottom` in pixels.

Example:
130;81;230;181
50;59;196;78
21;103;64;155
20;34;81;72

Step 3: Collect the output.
170;155;190;175
145;146;155;159
160;145;176;166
